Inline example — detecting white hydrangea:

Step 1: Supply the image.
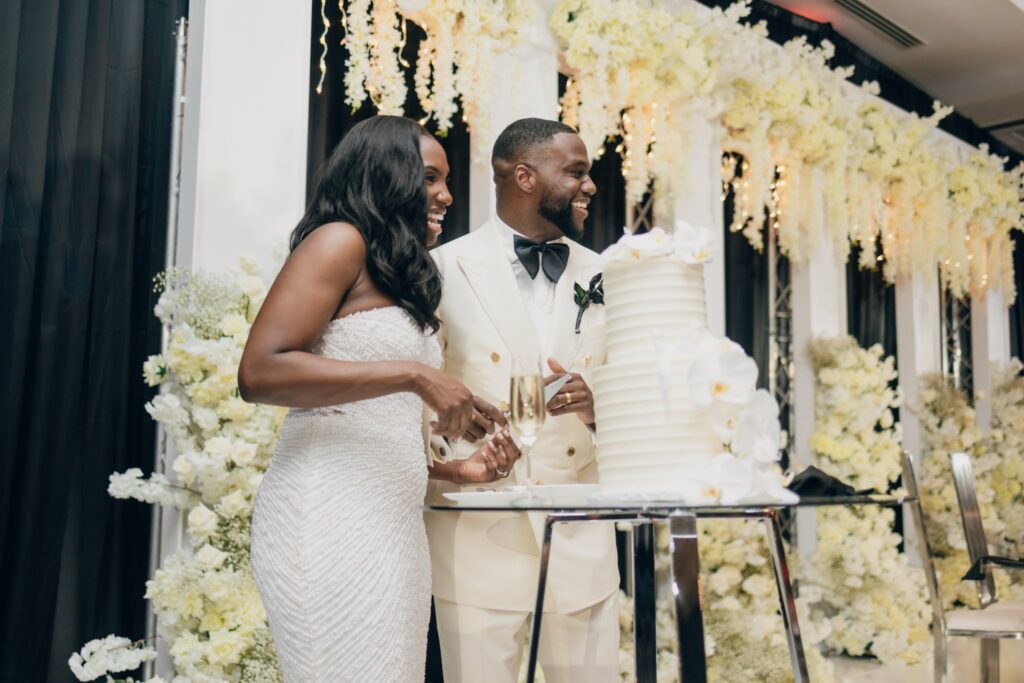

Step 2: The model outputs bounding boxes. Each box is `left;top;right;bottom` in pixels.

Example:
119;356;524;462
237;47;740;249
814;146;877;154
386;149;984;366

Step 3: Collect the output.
68;635;156;681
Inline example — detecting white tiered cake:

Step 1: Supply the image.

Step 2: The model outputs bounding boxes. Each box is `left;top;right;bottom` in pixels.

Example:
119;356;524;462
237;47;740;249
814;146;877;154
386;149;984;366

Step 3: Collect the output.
592;225;794;502
593;226;721;492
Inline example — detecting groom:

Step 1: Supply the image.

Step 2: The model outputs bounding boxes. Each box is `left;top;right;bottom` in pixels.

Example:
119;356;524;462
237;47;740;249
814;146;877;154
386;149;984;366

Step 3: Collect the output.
425;119;619;683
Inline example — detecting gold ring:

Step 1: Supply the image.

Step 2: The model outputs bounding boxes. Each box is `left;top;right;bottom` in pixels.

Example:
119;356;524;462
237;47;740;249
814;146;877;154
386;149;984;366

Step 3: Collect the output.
563;392;572;405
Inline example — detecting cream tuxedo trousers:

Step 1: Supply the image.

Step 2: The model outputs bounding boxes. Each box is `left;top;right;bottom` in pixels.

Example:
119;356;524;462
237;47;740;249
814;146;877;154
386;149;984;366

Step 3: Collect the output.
434;591;620;683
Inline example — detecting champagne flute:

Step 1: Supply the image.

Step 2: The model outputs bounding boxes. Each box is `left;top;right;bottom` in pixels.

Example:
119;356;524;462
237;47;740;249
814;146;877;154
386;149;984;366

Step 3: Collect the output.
510;356;546;496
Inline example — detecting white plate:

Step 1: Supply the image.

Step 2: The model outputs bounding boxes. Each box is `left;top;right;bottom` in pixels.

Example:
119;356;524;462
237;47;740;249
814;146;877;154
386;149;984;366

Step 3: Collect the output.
443;484;600;508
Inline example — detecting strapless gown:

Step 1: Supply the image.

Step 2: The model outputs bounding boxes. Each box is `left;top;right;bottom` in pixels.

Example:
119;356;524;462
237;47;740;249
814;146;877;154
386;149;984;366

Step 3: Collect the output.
250;307;440;682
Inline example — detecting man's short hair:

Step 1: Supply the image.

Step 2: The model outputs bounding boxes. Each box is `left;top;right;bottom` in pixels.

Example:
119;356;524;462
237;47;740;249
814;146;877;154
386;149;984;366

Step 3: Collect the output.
492;118;578;166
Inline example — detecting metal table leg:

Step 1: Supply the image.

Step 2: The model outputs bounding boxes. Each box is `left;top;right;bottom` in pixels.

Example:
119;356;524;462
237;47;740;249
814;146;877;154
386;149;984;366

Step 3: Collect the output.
634;522;657;681
669;512;707;683
527;515;556;683
763;510;809;682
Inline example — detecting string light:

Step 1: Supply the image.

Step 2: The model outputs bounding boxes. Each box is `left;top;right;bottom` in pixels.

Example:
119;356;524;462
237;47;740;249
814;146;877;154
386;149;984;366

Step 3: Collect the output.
315;0;330;94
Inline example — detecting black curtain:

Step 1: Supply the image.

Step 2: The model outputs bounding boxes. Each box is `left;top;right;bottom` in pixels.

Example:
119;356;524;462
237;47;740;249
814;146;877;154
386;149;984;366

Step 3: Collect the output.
723;192;770;390
0;0;186;679
1010;234;1024;360
846;247;898;361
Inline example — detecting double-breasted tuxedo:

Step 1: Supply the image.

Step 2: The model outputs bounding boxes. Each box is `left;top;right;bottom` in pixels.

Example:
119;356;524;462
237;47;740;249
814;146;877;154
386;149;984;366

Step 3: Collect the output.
424;219;620;683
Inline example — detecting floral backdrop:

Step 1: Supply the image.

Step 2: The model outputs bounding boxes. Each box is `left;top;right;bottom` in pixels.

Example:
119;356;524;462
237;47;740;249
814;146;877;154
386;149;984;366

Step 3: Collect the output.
330;0;1024;300
72;262;286;682
802;337;932;665
68;288;1024;682
914;368;1024;609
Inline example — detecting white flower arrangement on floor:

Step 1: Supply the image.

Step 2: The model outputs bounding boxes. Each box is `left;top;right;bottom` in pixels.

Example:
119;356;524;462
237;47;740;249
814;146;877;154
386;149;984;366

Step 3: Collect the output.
914;372;1024;609
71;258;287;682
803;336;932;665
988;360;1024;558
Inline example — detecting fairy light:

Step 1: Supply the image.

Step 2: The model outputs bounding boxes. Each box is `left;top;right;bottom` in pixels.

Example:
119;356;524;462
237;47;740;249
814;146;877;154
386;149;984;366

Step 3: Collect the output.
315;0;330;94
397;18;410;68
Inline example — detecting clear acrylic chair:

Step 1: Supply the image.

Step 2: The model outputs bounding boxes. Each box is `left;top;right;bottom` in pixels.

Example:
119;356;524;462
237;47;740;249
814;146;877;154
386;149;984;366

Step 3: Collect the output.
901;451;1024;683
947;451;1024;682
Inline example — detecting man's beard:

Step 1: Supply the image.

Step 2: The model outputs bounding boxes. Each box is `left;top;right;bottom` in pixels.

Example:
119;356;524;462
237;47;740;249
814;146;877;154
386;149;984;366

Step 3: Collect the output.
539;190;583;241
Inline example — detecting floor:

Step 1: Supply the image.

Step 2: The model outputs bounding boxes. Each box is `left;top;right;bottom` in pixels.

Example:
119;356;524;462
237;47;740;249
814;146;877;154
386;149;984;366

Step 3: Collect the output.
830;638;1024;682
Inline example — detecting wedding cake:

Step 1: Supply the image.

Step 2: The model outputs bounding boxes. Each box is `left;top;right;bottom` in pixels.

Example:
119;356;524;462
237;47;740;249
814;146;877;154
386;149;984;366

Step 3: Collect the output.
592;224;793;502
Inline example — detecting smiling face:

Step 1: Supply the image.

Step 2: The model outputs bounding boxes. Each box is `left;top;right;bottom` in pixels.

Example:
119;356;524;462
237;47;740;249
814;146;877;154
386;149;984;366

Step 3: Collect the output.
527;132;595;241
420;135;452;247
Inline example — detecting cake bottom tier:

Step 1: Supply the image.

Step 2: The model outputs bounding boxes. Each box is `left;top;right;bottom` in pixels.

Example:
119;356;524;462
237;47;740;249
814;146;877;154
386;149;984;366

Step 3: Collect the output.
593;361;722;493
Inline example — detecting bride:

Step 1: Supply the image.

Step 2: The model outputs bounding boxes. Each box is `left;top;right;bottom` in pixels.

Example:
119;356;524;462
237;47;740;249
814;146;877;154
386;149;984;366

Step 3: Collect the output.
239;115;519;681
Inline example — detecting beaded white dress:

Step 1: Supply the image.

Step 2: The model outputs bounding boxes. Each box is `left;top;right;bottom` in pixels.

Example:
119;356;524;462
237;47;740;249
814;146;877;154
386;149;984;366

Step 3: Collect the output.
250;307;440;682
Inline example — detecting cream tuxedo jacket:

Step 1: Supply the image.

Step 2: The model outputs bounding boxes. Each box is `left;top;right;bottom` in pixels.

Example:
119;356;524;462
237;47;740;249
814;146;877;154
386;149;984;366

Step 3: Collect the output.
424;220;619;614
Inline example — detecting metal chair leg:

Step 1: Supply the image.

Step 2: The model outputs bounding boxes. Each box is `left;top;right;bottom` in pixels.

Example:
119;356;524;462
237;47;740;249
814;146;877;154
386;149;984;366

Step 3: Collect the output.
981;638;1000;683
763;510;809;683
669;512;707;683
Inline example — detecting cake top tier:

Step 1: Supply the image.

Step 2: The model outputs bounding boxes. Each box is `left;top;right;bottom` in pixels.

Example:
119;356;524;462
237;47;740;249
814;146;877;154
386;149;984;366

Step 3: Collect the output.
602;221;714;265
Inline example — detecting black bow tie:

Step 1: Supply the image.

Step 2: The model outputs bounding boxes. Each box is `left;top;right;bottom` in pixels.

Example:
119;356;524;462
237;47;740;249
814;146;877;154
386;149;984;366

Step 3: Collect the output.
513;236;569;283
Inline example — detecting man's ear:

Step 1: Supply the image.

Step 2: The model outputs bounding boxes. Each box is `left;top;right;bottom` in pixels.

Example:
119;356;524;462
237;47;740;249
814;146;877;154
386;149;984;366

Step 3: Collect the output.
514;164;534;194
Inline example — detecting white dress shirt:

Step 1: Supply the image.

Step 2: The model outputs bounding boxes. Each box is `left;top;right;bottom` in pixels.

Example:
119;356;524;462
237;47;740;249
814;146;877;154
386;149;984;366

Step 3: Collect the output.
495;216;565;359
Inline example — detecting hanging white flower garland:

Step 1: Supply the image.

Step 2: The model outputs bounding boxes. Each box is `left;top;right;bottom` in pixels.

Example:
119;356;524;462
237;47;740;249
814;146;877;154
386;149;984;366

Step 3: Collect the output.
548;0;1024;301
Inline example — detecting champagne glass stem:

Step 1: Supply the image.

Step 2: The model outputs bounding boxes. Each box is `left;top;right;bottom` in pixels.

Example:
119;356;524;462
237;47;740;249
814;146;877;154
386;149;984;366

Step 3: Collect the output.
520;438;535;498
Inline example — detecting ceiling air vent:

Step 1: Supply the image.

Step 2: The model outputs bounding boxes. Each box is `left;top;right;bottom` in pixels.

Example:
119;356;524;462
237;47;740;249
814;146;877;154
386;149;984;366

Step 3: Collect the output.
834;0;924;48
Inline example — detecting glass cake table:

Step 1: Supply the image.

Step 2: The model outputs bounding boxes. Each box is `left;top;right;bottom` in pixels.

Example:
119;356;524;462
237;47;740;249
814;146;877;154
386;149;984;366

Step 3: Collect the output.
426;491;923;683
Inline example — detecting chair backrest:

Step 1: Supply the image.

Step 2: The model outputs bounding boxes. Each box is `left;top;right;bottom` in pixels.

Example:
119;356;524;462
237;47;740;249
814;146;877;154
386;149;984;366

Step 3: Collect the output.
901;451;948;635
948;452;997;607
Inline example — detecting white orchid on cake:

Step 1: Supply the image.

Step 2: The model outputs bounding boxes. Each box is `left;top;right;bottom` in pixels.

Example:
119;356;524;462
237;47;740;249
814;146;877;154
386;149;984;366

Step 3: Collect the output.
684;332;796;504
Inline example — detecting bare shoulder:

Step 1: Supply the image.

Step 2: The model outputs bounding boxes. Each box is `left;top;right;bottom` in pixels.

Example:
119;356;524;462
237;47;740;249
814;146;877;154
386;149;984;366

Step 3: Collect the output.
292;221;366;263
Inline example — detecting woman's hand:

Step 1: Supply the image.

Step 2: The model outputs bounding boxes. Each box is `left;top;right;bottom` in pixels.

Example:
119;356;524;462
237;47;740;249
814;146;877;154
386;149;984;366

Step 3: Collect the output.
454;429;521;484
419;366;475;438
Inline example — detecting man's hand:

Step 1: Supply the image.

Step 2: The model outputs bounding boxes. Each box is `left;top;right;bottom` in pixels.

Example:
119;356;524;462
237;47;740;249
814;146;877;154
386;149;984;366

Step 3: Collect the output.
454;429;521;484
544;358;595;425
459;395;509;443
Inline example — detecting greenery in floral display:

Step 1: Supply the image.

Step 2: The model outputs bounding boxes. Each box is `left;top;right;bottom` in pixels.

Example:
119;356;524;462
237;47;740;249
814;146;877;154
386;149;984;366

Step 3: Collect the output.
804;336;932;665
915;370;1024;609
70;259;287;683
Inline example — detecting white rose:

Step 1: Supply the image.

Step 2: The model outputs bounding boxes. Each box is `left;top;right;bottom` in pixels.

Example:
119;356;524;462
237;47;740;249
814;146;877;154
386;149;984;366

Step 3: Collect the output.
239;275;264;301
195;544;228;569
231;440;258;466
142;355;166;387
204;436;232;462
186;504;219;542
218;313;248;338
217;490;251;518
236;253;261;275
192;406;220;432
205;628;247;666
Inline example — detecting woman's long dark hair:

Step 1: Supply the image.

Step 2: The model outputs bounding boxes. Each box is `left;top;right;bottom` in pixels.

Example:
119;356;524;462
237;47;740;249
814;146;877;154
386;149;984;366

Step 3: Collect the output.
291;115;442;332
